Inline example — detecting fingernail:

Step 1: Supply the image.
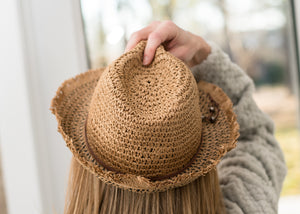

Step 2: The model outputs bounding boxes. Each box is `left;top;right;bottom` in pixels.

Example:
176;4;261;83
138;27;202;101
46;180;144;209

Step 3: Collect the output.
143;56;149;65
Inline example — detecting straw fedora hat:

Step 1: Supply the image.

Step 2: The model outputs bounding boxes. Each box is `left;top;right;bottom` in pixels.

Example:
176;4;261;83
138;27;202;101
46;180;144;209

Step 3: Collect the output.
50;40;239;193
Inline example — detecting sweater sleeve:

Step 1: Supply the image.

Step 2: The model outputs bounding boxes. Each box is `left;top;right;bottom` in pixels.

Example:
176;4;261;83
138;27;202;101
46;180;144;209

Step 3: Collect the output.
191;42;287;214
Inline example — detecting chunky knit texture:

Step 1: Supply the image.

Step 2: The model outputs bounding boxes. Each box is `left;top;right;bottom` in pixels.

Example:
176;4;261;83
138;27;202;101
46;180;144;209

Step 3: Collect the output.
192;42;287;214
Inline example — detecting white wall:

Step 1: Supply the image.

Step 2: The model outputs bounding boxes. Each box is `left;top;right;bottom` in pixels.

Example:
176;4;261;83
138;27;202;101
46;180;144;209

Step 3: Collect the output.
0;0;88;213
0;1;42;212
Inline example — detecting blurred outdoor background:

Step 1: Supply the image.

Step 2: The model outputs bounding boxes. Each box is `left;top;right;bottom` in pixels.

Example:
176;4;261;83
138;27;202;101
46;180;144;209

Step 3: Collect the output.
0;0;299;213
79;0;300;212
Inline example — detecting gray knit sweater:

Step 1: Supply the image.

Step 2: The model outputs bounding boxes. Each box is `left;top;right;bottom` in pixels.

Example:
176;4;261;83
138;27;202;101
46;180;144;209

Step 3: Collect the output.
191;42;287;214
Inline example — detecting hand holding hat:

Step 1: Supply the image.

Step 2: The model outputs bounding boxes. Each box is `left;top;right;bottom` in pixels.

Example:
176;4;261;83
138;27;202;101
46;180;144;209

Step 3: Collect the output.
50;35;239;193
125;20;211;67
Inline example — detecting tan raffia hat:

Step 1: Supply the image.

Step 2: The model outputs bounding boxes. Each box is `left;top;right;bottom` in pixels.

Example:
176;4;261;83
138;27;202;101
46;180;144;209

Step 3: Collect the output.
50;40;239;193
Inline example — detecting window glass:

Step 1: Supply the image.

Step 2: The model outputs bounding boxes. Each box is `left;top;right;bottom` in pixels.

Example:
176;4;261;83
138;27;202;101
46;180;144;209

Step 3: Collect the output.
80;0;299;202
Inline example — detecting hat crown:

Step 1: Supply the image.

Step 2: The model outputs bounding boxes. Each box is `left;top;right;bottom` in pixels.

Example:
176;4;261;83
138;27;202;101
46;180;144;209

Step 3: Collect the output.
86;41;203;179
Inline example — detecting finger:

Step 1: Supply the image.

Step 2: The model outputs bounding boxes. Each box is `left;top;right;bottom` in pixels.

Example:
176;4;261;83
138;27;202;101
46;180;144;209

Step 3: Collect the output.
168;46;193;63
124;21;160;52
125;32;148;53
143;21;178;65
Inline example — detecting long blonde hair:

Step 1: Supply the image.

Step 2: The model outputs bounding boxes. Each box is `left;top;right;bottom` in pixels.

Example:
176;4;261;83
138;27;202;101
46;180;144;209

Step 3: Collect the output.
64;157;226;214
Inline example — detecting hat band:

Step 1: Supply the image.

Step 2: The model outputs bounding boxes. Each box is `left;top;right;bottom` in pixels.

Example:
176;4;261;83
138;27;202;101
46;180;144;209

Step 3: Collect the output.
83;116;204;181
83;93;219;181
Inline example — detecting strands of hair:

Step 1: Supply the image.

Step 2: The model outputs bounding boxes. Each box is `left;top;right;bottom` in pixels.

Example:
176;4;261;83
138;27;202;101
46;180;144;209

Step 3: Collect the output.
64;157;226;214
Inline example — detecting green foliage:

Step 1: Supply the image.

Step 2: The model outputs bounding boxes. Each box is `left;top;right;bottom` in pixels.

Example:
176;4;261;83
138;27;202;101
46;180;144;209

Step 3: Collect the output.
254;61;285;86
276;127;300;196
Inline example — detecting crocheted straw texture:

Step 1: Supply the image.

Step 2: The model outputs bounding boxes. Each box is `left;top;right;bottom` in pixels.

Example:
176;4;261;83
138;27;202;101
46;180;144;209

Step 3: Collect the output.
50;40;239;193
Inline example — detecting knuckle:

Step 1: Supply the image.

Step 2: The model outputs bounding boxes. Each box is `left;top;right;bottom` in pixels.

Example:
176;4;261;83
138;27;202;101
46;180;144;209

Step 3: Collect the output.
149;31;161;41
128;35;136;42
130;32;139;39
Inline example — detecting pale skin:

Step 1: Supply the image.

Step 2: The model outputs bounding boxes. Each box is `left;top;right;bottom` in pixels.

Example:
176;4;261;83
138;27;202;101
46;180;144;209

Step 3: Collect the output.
125;20;211;68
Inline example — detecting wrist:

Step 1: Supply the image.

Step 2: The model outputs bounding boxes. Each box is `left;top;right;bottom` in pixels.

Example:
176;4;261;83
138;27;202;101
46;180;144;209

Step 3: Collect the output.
188;36;211;68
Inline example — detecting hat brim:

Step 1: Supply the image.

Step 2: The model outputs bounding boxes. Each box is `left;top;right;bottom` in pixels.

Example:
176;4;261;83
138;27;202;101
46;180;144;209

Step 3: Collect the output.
50;67;239;193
